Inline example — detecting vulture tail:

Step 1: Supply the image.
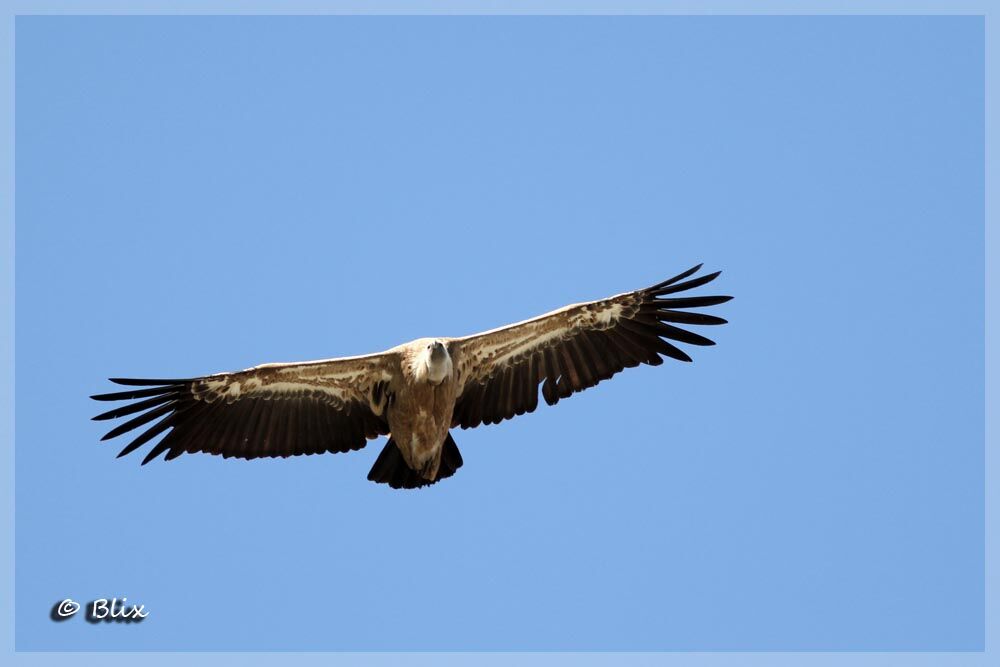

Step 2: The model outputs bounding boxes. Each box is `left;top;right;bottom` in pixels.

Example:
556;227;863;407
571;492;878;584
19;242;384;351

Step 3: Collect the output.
367;432;463;490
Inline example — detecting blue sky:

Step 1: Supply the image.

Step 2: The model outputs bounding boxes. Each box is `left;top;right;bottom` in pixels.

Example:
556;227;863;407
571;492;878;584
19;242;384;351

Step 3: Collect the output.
14;16;983;650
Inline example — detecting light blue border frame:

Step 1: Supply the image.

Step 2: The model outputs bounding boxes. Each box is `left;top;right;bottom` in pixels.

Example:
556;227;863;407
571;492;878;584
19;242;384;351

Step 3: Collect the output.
2;1;992;664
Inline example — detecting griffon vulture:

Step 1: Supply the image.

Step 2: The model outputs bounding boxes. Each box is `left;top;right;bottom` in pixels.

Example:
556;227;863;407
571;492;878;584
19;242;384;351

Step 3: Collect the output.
92;264;731;489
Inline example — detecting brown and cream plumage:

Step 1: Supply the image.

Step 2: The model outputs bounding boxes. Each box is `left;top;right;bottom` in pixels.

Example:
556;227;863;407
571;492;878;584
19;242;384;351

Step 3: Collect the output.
92;264;732;489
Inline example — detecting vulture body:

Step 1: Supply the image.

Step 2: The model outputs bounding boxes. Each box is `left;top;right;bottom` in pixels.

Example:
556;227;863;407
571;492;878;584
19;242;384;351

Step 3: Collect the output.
92;265;732;489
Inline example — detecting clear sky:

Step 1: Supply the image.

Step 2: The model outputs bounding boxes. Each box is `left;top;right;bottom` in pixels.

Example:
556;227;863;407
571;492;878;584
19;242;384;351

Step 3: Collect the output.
15;15;983;651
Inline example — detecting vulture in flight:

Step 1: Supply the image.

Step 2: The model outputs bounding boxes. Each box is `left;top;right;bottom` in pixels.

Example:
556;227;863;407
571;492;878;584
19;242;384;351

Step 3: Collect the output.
92;265;731;489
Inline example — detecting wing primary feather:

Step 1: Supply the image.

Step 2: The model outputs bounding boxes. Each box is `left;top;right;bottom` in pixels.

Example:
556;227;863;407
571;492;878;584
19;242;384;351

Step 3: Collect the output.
183;400;225;456
141;437;174;465
650;270;721;296
616;318;690;363
646;264;703;290
624;315;716;348
109;378;192;387
650;308;728;326
92;393;178;421
91;385;179;402
150;413;197;459
656;322;717;347
164;428;193;460
603;329;646;367
116;412;180;458
655;295;733;309
168;401;215;456
610;325;666;365
137;404;203;464
100;401;177;441
591;330;626;369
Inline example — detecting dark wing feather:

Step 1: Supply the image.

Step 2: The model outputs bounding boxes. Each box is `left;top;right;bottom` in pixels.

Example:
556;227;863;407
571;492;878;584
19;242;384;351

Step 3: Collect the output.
91;353;396;464
450;265;731;428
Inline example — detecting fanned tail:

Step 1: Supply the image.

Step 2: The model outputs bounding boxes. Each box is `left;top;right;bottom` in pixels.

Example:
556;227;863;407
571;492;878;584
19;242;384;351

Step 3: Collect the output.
367;432;463;490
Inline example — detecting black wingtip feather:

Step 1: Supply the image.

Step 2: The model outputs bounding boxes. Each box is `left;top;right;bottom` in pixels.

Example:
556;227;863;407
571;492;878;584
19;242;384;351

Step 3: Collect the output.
651;270;722;297
99;402;175;441
141;441;171;465
91;385;181;402
648;263;703;290
92;393;177;422
655;294;733;309
109;377;190;387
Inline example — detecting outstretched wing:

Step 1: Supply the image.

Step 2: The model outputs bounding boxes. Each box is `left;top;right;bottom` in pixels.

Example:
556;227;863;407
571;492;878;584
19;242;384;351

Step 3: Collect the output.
449;264;731;429
91;353;398;464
